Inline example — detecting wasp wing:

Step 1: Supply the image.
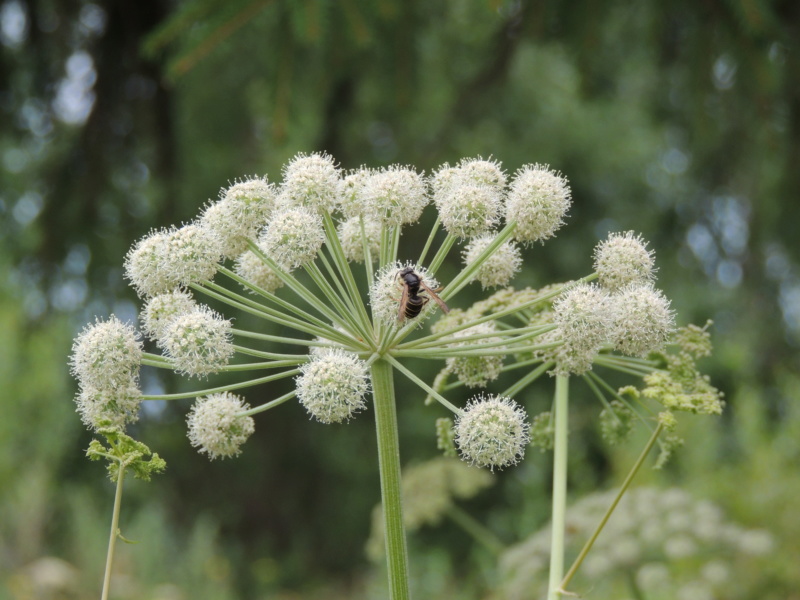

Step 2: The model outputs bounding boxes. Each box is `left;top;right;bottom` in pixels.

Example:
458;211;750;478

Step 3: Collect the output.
420;282;450;314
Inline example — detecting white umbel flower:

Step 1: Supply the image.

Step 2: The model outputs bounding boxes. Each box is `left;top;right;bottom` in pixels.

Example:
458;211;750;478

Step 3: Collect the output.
594;231;656;291
187;392;255;459
362;166;429;227
234;249;285;293
140;290;197;344
436;183;502;239
339;168;372;219
125;224;223;297
260;207;325;270
162;306;235;377
201;177;276;258
123;230;174;298
505;164;571;244
551;283;612;375
70;315;143;389
338;216;381;263
296;349;370;424
462;234;522;289
281;152;341;212
455;394;530;470
610;283;675;357
76;379;142;430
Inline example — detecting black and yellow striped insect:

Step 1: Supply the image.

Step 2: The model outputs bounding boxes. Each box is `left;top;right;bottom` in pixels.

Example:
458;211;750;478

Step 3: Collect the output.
396;267;450;322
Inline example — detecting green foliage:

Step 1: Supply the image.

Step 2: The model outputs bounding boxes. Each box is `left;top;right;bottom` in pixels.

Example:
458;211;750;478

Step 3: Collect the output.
86;426;166;483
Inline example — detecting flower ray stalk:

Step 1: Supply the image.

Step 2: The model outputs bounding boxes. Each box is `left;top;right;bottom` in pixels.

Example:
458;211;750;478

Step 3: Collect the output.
426;232;457;275
416;215;441;266
303;261;372;341
141;368;301;400
247;242;360;335
559;422;664;595
500;361;553;398
195;278;347;343
384;354;462;415
237;390;297;417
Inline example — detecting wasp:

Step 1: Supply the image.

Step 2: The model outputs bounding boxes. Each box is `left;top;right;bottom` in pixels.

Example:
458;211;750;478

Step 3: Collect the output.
396;266;450;322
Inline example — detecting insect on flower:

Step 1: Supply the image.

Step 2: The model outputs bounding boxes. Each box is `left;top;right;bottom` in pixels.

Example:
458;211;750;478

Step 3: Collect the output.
396;266;450;322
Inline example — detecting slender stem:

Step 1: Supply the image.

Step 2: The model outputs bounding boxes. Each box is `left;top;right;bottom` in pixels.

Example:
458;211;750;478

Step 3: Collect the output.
237;390;297;417
500;362;553;398
547;375;570;600
446;505;506;555
384;354;462;415
559;423;664;595
417;215;441;266
370;359;410;600
427;232;457;275
233;345;307;361
100;466;126;600
140;368;301;400
360;216;375;288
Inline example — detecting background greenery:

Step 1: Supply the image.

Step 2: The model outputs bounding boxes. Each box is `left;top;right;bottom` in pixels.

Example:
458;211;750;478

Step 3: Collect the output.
2;0;799;598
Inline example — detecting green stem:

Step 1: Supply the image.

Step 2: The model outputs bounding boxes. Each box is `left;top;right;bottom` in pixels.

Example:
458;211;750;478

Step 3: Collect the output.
100;466;126;600
237;390;297;417
140;368;301;400
370;359;410;600
417;215;441;266
500;362;553;398
547;375;569;600
559;423;664;595
384;354;461;415
427;232;457;275
446;505;506;555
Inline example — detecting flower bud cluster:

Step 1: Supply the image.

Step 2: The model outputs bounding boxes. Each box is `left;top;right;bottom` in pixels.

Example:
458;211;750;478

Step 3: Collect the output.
187;392;255;459
338;216;381;263
70;316;143;430
505;164;571;244
361;166;428;227
140;290;197;343
550;282;612;375
499;487;774;600
260;207;325;271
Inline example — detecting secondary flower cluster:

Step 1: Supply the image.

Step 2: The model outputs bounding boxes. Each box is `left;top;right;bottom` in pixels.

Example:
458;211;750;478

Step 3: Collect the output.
69;151;718;473
498;487;773;600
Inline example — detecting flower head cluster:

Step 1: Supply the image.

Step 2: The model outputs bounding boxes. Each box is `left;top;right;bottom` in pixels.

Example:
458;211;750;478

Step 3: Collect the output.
361;166;428;226
140;290;197;343
432;159;506;239
162;306;234;378
187;392;255;459
462;234;522;289
296;349;370;424
124;224;222;298
70;316;143;430
259;207;325;270
201;177;276;258
338;216;381;263
280;152;341;212
550;282;612;375
499;487;774;600
505;164;571;245
610;283;675;357
594;231;656;291
234;248;285;293
455;394;530;470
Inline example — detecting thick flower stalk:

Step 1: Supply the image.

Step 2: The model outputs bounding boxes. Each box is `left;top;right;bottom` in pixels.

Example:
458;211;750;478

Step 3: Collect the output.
71;152;722;600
